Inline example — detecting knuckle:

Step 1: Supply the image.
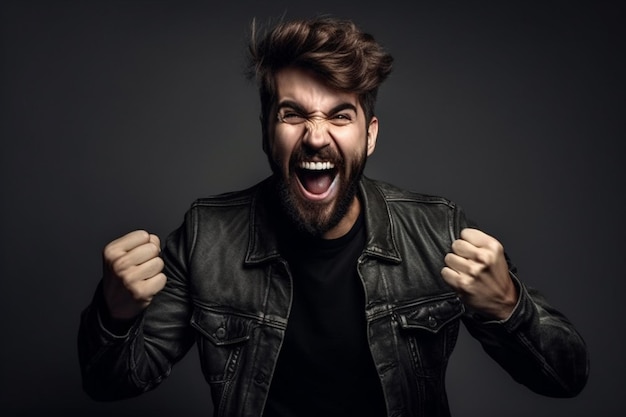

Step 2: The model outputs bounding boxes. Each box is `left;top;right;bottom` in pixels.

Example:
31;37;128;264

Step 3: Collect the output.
476;251;490;265
468;263;483;277
496;243;504;257
133;229;150;241
111;256;131;275
149;233;161;247
116;268;134;284
458;277;473;292
488;239;503;253
148;243;161;258
476;248;496;266
102;245;119;263
440;266;452;280
154;257;165;271
473;251;485;263
485;248;502;266
155;273;167;291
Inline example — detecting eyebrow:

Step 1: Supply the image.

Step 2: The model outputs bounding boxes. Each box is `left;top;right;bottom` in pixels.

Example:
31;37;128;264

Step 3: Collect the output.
277;100;358;115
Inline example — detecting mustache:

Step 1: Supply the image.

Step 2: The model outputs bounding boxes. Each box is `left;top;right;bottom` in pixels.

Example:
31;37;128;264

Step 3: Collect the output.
289;146;343;169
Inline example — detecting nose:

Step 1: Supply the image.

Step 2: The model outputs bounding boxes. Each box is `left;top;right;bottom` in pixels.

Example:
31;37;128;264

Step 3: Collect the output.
302;117;331;149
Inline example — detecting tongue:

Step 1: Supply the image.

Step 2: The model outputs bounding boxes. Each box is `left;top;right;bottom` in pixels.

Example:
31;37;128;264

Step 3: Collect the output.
300;171;333;195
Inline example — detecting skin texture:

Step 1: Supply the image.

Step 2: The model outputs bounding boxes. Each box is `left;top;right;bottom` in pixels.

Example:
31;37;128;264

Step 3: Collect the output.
102;230;166;320
267;67;378;239
441;228;518;320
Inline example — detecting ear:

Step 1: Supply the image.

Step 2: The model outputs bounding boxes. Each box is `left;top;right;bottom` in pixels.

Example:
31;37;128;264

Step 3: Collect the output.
366;116;379;157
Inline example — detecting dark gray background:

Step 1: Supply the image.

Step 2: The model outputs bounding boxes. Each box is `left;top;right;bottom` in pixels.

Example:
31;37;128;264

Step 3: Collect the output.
1;0;624;415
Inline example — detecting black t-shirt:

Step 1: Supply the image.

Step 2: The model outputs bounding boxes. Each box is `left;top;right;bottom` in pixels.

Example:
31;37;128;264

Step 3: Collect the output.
263;212;387;416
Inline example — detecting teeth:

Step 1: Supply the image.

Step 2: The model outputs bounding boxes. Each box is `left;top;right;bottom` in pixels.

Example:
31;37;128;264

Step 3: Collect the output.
299;161;335;170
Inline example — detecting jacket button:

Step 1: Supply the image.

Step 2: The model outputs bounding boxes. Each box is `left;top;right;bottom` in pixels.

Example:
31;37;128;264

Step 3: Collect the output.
255;372;266;384
215;327;227;339
427;316;437;328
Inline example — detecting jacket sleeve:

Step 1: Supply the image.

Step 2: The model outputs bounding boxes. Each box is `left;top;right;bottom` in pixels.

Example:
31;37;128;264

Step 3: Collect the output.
461;276;589;397
453;206;589;397
77;210;197;401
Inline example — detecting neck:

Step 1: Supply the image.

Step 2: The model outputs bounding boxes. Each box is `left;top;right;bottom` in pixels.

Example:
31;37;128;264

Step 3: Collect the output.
322;196;361;239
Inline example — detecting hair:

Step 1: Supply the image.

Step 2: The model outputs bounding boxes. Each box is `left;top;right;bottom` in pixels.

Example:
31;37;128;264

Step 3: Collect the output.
246;16;394;137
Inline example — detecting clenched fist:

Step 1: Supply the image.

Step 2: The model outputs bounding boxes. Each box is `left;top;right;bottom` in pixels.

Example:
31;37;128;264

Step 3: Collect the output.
441;228;518;320
102;230;166;320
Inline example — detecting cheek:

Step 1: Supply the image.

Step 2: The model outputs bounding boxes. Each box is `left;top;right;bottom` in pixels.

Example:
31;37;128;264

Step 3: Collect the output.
335;130;368;160
269;132;295;166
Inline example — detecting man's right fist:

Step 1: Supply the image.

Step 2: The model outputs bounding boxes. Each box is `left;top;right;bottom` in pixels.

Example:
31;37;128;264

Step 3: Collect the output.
102;230;166;320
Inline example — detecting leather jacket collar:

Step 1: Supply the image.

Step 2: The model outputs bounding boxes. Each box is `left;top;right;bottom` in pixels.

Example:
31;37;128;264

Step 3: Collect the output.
244;176;402;265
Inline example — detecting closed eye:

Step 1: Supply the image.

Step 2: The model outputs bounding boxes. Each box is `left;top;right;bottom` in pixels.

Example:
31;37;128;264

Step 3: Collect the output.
278;110;306;124
329;112;353;125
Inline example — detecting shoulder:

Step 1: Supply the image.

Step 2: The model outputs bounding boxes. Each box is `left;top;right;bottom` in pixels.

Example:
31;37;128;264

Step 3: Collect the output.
190;182;261;210
361;177;469;240
186;177;274;216
363;177;457;209
179;179;271;235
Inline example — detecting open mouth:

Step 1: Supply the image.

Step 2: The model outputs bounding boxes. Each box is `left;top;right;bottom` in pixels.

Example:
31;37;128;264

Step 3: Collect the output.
295;161;338;199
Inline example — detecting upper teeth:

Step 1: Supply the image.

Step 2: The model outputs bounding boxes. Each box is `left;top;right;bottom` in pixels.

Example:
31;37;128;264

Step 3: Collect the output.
300;161;335;170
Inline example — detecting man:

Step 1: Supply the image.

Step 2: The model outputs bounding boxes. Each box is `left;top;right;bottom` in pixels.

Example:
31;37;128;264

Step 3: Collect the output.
78;17;589;417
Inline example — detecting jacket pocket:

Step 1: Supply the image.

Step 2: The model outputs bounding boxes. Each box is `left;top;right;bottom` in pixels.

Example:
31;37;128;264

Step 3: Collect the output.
191;307;254;383
396;295;464;377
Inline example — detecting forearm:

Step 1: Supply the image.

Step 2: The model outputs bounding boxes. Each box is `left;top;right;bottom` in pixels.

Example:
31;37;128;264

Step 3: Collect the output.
77;285;149;400
78;279;194;400
462;276;589;397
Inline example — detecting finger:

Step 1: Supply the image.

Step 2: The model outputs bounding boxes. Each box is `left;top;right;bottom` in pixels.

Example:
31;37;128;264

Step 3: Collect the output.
440;266;456;286
445;251;486;279
111;241;161;274
440;266;469;291
459;228;493;248
452;238;495;266
122;256;165;283
444;252;471;274
451;238;479;259
104;230;151;261
129;272;167;302
149;234;161;251
460;229;504;263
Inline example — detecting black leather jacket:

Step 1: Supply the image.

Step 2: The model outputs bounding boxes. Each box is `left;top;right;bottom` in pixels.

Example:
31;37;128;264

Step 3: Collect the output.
78;176;589;416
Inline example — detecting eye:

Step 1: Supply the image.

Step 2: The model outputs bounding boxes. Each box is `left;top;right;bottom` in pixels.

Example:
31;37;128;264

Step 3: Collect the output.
330;113;353;126
278;110;306;124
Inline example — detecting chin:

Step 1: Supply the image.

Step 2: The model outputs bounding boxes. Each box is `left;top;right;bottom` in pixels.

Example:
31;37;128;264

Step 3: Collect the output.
277;175;358;237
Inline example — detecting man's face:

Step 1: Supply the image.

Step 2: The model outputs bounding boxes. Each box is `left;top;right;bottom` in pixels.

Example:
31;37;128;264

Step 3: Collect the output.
266;67;378;237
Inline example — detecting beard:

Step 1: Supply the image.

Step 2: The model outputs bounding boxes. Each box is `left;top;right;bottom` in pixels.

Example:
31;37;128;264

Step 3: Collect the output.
270;144;367;237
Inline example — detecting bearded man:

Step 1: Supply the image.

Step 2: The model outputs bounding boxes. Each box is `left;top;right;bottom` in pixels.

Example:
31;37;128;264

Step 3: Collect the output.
78;17;589;417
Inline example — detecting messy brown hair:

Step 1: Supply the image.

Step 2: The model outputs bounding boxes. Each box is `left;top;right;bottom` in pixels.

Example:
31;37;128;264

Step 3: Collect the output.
246;16;393;138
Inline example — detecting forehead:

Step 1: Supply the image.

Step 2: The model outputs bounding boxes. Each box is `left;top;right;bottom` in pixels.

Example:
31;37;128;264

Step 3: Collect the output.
274;67;360;112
